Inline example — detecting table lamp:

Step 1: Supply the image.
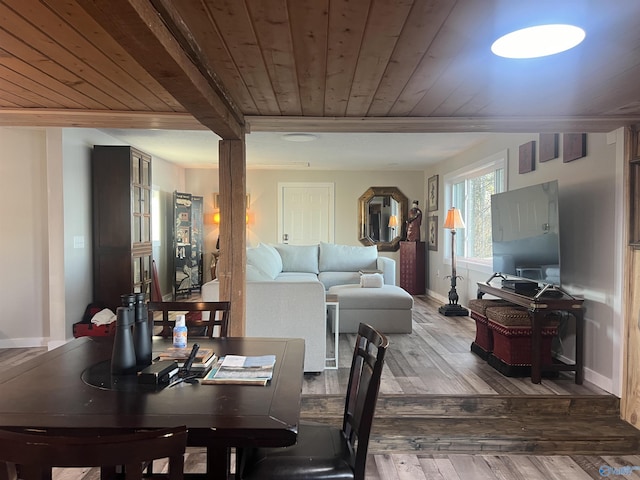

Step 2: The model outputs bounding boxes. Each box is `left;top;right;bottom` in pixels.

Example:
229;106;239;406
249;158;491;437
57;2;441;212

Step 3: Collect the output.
438;207;469;316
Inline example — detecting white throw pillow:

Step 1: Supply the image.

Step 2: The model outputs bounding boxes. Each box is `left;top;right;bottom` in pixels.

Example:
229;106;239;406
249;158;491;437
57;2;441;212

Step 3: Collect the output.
319;242;378;272
246;264;273;281
272;244;319;274
246;243;283;279
360;273;384;288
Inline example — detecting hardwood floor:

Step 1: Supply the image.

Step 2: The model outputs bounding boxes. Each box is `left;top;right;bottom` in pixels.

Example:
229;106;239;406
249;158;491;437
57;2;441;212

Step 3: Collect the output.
305;295;607;396
3;294;640;479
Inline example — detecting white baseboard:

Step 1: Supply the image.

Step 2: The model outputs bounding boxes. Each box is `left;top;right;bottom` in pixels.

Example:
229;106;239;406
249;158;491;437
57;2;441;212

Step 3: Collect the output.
426;288;448;305
555;353;614;395
0;337;73;350
0;337;48;349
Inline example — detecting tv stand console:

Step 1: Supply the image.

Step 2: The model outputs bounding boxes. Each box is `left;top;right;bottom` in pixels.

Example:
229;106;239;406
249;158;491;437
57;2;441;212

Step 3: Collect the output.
477;276;584;385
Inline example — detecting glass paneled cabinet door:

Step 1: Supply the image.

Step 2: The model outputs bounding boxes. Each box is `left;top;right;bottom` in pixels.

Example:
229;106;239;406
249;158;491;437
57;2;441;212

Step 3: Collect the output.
131;151;152;297
92;146;153;311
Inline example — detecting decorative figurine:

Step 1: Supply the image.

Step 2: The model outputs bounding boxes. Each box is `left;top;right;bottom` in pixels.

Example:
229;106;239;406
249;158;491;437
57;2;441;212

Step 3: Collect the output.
405;200;422;242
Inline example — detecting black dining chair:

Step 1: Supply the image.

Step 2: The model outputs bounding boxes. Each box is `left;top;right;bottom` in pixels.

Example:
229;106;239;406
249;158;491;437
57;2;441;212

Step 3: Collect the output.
238;322;389;480
148;301;230;338
0;425;187;480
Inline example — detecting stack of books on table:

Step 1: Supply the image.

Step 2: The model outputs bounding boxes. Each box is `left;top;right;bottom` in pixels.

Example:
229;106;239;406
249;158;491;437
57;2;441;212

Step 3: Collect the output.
202;354;276;386
156;346;217;375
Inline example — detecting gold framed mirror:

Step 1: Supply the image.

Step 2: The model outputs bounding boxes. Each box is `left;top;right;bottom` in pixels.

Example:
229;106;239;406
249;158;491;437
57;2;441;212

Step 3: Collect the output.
358;187;409;251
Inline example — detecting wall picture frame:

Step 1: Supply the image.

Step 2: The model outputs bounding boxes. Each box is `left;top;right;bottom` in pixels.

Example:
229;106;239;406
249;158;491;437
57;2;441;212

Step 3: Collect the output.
519;141;536;174
427;215;438;251
539;133;559;162
427;175;438;212
563;133;587;162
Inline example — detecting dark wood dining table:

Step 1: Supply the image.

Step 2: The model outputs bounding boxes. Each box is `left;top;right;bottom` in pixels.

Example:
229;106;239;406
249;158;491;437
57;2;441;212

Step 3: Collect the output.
0;335;305;479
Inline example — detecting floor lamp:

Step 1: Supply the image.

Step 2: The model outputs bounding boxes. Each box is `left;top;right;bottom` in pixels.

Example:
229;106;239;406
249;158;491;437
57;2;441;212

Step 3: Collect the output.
438;207;469;316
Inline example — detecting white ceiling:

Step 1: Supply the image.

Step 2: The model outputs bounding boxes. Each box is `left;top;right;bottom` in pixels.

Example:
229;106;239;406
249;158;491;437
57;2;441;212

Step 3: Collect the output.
99;129;493;170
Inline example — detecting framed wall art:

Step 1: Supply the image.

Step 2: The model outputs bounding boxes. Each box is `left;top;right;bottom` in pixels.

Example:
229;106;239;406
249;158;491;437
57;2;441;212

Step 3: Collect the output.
427;175;438;212
519;141;535;174
539;133;559;162
427;215;438;251
563;133;587;162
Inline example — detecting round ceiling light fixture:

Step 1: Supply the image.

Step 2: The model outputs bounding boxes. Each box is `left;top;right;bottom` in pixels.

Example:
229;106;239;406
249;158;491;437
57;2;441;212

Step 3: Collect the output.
491;24;585;59
281;133;318;142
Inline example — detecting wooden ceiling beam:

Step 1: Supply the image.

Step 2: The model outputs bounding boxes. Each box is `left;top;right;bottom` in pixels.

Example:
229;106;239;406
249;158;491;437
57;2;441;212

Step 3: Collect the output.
75;0;244;140
0;109;207;130
3;108;640;135
246;115;640;134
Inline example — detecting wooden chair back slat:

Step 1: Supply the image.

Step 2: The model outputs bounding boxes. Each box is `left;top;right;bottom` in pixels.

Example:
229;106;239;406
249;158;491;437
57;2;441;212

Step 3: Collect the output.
148;301;230;338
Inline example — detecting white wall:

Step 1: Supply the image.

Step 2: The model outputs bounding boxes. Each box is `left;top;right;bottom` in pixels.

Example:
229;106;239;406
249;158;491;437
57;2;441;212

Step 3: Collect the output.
62;128;123;340
0;127;186;346
0;128;48;345
425;131;622;394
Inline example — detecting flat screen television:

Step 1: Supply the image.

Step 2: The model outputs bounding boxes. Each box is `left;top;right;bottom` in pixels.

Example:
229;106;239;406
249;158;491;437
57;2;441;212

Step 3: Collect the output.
491;180;561;286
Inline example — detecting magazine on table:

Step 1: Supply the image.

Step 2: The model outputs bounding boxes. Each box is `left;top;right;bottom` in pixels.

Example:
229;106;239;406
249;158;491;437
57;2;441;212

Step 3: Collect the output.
201;355;276;386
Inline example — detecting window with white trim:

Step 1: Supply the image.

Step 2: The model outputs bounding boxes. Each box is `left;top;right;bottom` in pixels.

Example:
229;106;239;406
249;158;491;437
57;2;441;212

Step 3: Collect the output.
444;150;507;268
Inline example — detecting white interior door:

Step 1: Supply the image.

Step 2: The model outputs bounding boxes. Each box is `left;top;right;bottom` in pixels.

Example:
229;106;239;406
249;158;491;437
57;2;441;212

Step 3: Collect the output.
278;183;334;244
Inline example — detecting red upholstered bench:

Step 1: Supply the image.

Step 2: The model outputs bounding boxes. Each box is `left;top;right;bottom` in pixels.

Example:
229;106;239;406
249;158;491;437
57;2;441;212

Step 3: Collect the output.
467;298;514;360
485;306;560;377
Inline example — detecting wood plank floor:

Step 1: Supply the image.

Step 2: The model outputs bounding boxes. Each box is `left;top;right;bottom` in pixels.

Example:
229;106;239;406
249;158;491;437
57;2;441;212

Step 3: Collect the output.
304;295;608;396
3;294;640;479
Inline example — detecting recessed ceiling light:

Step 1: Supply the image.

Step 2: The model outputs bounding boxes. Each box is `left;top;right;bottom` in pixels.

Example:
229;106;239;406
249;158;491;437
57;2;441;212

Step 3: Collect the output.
491;24;585;59
281;133;318;142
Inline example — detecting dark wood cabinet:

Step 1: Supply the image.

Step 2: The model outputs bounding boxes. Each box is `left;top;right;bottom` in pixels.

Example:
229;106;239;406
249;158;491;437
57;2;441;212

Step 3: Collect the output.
400;241;425;295
92;146;152;311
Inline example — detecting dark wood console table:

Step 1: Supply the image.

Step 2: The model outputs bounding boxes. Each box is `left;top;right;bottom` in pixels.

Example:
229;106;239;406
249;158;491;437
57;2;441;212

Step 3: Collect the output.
477;280;584;385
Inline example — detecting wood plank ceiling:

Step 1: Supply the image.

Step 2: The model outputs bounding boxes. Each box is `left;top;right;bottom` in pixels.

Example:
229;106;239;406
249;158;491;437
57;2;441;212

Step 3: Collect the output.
0;0;639;135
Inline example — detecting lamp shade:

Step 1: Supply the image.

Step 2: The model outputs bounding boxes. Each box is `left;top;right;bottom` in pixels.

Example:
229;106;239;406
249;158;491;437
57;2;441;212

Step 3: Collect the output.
443;207;465;230
388;215;398;228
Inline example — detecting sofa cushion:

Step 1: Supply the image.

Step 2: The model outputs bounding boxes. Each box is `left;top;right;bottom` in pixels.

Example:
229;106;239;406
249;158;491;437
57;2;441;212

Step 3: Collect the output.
328;284;413;310
246;243;282;279
318;271;361;290
272;244;319;274
274;272;319;282
319;242;377;272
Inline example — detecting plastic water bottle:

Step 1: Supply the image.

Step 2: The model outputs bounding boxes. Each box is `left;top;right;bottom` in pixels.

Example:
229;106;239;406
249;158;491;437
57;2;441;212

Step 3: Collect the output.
173;314;187;348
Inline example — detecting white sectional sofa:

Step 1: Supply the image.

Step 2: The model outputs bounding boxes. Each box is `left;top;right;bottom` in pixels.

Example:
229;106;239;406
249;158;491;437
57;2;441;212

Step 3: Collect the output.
201;242;399;373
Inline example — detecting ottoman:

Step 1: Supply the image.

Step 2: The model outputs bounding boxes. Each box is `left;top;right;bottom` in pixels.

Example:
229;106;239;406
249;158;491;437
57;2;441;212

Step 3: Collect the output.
327;284;413;333
486;306;560;377
467;298;515;360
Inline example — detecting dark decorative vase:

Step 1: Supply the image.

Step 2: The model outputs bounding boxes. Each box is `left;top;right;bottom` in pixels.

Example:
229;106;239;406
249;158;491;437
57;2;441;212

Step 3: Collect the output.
111;305;137;375
133;292;152;367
